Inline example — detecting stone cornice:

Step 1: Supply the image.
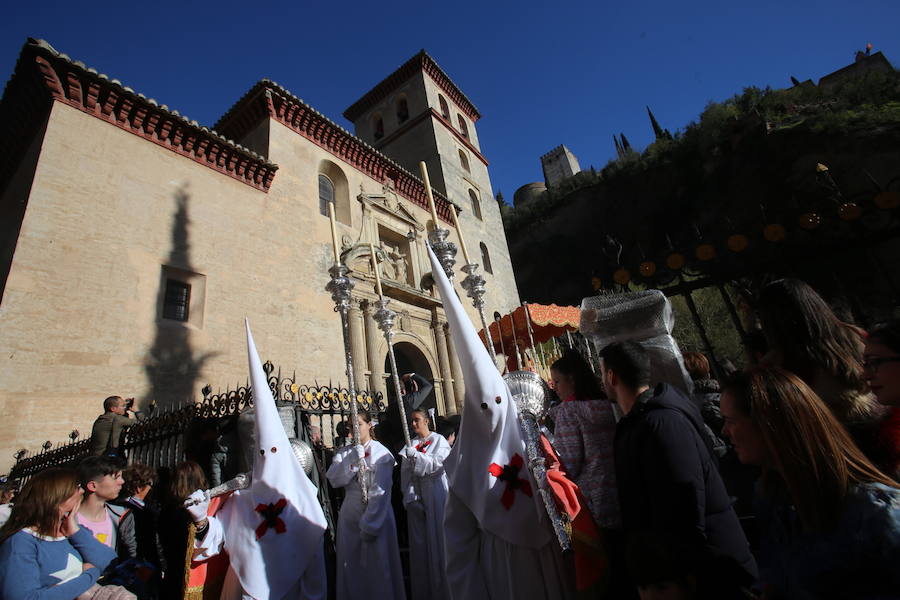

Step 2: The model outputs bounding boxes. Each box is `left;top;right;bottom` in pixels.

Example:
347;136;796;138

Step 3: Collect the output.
375;107;489;167
5;39;278;192
215;80;454;223
343;50;481;123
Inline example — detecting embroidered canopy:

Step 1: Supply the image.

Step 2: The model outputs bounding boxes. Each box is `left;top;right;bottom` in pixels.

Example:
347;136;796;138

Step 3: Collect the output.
479;303;580;354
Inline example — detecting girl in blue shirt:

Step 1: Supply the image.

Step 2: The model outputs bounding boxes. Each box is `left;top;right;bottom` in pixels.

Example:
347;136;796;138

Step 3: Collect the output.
0;467;117;600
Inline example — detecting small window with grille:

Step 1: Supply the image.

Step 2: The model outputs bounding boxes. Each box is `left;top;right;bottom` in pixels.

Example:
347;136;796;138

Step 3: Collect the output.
163;279;191;321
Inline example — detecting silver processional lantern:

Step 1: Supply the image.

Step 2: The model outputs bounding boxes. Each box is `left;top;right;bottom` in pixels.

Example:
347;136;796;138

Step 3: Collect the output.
503;370;571;552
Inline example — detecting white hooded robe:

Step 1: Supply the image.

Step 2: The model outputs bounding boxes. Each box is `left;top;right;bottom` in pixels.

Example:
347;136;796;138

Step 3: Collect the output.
400;431;451;600
426;245;573;600
326;440;406;600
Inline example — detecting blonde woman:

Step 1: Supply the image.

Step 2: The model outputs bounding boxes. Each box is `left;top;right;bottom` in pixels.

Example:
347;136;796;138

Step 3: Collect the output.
721;367;900;598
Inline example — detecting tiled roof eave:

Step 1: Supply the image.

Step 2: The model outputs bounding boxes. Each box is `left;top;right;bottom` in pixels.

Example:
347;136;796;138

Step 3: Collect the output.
215;78;457;223
14;39;278;192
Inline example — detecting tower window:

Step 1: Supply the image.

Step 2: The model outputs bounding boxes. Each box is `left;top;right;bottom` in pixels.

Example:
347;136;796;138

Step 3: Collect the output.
397;96;409;123
319;174;334;217
438;95;450;119
458;149;470;173
480;242;493;274
457;115;469;139
372;112;384;140
469;189;482;220
163;279;191;321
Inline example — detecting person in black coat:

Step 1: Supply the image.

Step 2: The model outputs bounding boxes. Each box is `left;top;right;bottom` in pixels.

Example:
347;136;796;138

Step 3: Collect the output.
381;372;434;452
598;341;757;599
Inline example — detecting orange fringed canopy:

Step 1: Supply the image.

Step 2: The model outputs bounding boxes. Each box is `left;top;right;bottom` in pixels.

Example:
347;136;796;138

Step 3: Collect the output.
479;303;580;353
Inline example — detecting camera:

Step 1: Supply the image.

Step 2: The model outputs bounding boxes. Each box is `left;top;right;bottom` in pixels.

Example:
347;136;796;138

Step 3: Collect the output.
125;397;135;411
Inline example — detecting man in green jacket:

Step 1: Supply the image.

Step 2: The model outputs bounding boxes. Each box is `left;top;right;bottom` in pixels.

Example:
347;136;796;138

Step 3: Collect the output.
90;395;135;456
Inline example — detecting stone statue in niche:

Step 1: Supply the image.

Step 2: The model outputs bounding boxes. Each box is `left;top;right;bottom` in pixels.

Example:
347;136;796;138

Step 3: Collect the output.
378;239;410;285
389;248;408;284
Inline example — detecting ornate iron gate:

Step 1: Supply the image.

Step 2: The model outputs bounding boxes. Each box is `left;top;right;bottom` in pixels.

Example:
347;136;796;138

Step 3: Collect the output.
8;361;385;535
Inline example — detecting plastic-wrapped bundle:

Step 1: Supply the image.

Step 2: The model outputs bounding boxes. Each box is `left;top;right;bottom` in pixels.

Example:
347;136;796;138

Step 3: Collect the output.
580;290;693;396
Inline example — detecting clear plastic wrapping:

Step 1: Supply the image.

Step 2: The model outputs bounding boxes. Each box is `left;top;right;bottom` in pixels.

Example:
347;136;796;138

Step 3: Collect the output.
580;290;693;396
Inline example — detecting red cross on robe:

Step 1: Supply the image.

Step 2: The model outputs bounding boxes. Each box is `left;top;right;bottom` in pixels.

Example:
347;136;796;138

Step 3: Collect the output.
488;453;533;510
254;498;288;539
415;439;433;453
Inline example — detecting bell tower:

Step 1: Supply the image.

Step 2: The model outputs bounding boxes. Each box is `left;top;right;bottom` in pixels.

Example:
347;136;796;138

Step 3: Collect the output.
343;51;520;315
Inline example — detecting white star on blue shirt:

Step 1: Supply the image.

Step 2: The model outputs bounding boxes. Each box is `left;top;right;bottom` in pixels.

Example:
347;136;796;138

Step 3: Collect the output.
48;552;82;584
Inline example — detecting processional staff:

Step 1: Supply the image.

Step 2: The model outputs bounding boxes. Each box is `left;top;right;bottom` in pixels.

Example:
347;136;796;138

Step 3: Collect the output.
522;302;547;375
419;162;457;282
448;202;497;358
419;161;569;551
325;198;369;503
420;160;493;359
369;242;412;449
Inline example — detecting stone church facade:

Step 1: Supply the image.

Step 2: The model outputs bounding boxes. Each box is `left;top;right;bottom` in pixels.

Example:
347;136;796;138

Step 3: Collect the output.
0;40;519;471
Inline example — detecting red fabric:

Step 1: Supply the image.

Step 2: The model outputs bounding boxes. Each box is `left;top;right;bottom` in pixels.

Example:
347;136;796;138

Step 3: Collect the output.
254;498;288;540
415;439;433;453
540;435;608;595
478;303;580;354
488;453;533;510
189;495;230;598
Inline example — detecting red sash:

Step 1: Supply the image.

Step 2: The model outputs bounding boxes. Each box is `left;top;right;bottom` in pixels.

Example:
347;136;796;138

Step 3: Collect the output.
539;434;608;596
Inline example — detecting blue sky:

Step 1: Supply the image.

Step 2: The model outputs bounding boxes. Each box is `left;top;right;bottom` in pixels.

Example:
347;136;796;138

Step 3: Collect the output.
2;1;898;203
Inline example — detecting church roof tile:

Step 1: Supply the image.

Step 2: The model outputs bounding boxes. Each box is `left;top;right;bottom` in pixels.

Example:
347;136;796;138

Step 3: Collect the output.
0;39;278;191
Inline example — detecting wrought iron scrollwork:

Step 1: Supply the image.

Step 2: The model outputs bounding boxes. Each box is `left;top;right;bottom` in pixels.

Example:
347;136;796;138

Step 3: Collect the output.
9;361;384;484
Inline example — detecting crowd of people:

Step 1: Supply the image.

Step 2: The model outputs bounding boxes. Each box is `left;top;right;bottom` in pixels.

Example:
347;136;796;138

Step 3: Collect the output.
1;277;900;600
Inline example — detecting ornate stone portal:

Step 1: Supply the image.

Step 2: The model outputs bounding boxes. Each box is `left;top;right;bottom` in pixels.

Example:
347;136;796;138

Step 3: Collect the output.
338;189;461;416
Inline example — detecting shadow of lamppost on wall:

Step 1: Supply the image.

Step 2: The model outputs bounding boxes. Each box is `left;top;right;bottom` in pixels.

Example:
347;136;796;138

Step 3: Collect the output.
144;185;217;410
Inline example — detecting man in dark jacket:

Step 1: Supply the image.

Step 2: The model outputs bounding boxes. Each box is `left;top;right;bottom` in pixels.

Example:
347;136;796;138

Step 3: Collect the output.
599;341;757;598
90;395;136;456
382;372;434;451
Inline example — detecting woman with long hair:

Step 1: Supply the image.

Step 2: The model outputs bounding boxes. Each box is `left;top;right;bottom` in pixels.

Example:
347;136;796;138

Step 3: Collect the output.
549;351;620;530
326;410;405;600
864;320;900;478
720;367;900;598
157;461;208;599
399;409;451;600
756;278;880;428
0;467;118;599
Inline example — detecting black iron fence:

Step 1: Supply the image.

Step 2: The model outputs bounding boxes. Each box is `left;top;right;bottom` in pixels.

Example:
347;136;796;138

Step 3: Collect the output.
8;361;385;485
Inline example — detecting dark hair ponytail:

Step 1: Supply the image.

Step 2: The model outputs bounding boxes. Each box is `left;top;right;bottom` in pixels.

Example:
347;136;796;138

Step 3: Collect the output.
550;351;604;400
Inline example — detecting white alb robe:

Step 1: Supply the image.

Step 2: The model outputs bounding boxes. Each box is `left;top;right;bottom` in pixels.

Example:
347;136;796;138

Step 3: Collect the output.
326;440;406;600
443;490;574;600
400;432;451;600
195;515;326;600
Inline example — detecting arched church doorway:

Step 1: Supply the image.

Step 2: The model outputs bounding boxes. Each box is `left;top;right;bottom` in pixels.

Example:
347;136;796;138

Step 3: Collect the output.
384;341;436;414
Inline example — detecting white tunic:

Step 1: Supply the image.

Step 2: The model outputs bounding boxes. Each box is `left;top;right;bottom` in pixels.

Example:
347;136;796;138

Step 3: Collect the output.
443;490;574;600
196;516;326;600
326;440;406;600
400;432;451;600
